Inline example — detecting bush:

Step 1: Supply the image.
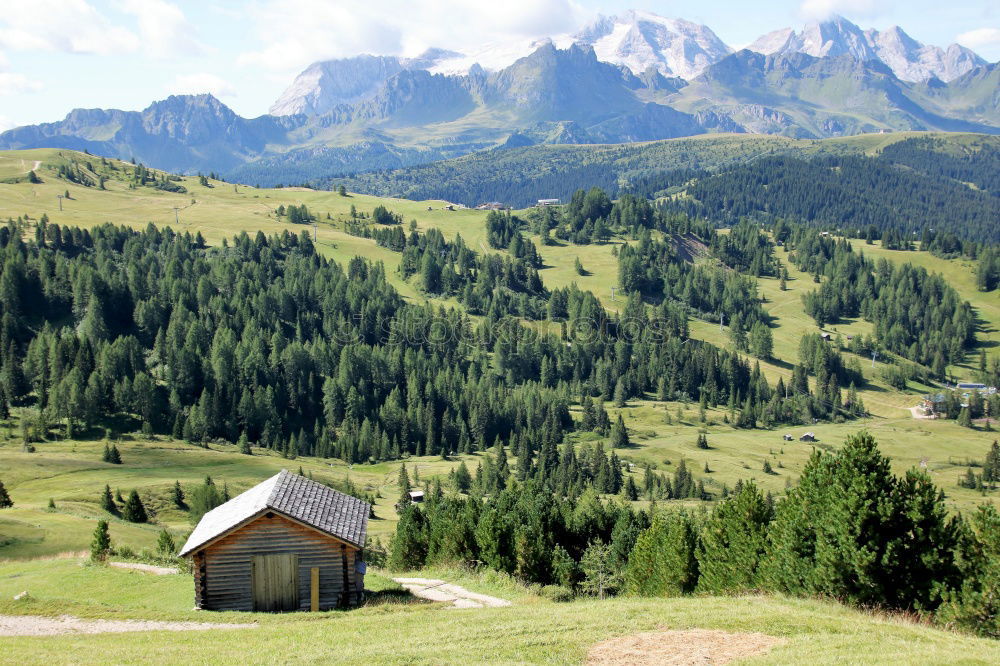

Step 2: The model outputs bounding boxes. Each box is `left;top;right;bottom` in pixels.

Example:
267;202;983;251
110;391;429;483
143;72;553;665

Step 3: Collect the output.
539;584;574;602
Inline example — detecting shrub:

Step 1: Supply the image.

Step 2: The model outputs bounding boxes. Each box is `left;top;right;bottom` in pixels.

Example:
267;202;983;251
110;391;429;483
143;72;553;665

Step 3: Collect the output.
539;585;574;602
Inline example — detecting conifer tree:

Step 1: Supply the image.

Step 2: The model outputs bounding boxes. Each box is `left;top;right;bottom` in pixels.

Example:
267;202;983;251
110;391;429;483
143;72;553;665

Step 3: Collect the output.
100;484;117;515
0;480;12;508
624;513;699;596
156;529;176;556
398;463;411;508
696;481;770;594
102;443;122;464
122;490;148;523
580;540;620;599
172;480;186;509
762;431;958;610
388;504;427;570
238;432;252;455
610;414;629;449
90;520;111;562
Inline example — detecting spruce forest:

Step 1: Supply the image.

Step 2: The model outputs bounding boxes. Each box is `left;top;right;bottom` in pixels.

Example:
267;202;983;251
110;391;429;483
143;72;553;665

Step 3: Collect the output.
1;135;999;662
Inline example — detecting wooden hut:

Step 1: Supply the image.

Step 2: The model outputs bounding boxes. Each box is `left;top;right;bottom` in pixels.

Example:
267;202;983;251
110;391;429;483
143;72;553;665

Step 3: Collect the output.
179;470;369;612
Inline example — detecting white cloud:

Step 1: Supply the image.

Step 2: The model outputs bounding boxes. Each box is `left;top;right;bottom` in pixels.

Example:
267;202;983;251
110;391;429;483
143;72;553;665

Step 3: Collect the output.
0;115;15;132
167;72;236;98
799;0;881;21
118;0;203;58
0;0;139;55
0;72;42;96
956;27;1000;50
238;0;588;73
0;0;198;58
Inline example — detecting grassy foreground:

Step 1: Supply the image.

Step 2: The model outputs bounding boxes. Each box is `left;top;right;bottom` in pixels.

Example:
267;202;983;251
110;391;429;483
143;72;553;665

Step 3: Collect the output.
1;558;1000;664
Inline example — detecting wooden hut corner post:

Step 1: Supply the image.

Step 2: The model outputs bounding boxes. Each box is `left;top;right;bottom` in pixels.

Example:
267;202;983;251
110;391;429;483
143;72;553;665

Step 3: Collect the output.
311;567;319;612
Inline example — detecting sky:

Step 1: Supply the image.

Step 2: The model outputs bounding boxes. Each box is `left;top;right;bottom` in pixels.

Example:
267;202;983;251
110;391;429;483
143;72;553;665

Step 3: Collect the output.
0;0;997;131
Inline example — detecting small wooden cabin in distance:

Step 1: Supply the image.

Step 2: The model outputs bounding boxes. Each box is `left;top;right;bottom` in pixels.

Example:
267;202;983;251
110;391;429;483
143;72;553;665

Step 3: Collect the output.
179;470;369;612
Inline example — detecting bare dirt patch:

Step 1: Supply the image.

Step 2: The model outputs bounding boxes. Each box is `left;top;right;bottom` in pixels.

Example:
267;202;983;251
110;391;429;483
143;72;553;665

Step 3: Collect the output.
0;614;255;637
586;628;784;665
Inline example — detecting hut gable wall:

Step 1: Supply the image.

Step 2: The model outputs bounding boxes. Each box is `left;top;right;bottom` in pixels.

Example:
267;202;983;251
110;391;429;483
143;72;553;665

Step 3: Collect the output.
199;511;356;611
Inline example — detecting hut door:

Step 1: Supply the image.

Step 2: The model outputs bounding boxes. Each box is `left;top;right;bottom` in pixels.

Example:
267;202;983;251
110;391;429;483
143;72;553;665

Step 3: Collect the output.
251;554;300;611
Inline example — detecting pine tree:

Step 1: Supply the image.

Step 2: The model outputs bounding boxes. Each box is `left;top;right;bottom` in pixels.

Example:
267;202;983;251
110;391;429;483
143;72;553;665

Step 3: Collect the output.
238;432;252;455
937;505;1000;637
172;480;186;509
622;476;639;501
122;490;148;523
0;480;12;508
156;529;176;556
100;484;117;515
397;463;411;508
696;432;709;450
624;513;699;596
579;540;620;599
102;443;122;464
453;461;472;493
696;481;770;594
388;504;427;570
610;414;629;449
90;520;111;562
762;431;958;610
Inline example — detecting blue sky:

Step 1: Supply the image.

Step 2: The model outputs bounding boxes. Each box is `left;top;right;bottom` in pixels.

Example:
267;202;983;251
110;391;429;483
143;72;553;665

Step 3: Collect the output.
0;0;997;131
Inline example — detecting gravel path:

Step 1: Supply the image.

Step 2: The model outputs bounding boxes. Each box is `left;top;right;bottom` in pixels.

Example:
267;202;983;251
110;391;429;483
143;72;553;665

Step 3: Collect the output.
109;562;179;575
393;577;511;609
0;614;255;637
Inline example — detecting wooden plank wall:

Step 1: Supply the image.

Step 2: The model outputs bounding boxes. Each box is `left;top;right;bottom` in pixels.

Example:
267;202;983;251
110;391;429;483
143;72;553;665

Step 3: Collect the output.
196;512;358;611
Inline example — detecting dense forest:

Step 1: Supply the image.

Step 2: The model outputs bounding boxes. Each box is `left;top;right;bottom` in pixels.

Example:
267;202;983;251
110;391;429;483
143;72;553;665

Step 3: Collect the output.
0;219;851;467
663;154;999;245
392;431;1000;636
784;227;976;374
330;137;1000;246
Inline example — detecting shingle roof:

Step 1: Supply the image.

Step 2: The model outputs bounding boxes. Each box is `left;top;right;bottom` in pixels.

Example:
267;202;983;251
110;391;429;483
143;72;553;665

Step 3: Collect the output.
179;470;369;556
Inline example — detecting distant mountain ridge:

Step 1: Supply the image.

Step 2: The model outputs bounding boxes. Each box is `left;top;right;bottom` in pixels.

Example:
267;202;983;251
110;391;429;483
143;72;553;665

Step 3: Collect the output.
0;11;995;184
748;15;985;82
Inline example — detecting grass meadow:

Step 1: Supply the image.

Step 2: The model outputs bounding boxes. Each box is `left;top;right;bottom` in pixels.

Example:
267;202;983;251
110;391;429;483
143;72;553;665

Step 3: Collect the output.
1;148;999;662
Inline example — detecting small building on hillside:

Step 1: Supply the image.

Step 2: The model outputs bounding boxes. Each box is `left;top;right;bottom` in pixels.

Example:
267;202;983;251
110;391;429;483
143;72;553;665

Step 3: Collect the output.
179;470;369;612
800;432;817;442
537;198;561;206
408;490;425;503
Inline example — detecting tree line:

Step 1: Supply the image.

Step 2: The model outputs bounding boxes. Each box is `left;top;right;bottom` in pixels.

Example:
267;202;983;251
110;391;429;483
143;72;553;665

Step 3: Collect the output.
392;431;1000;637
785;227;976;373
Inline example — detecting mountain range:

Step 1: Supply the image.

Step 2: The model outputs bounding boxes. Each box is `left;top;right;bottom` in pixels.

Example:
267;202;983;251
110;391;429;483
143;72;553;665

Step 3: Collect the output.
0;11;996;185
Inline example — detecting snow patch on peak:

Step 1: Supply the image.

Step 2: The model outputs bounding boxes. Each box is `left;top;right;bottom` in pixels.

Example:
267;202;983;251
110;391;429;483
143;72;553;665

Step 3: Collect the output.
747;15;987;82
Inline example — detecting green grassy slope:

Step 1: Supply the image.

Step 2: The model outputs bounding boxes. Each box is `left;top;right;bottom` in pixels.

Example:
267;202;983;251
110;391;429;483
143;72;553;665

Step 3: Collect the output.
1;557;999;664
1;146;998;559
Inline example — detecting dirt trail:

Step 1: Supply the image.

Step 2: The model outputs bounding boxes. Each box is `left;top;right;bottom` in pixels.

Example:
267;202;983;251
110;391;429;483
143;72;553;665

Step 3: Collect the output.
0;614;255;637
109;561;179;575
393;577;511;609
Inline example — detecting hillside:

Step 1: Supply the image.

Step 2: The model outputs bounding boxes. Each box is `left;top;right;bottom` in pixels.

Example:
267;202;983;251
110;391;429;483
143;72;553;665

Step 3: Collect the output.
333;132;1000;232
0;147;998;535
2;145;1000;660
2;554;1000;664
